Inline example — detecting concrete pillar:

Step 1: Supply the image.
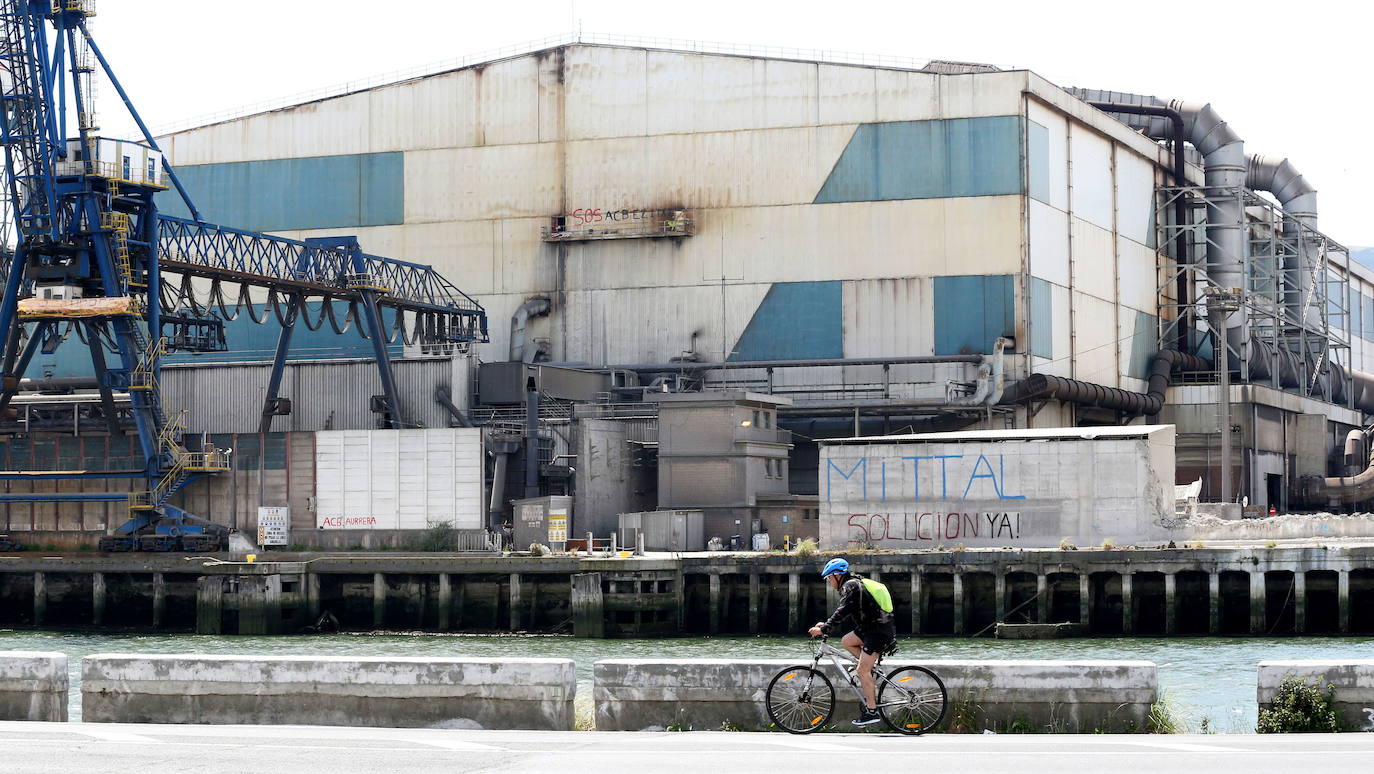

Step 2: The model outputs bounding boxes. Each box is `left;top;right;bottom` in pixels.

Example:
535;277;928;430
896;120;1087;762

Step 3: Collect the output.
307;573;321;623
1120;573;1133;635
674;570;686;633
787;573;800;633
747;574;761;634
1294;571;1307;634
910;572;924;635
32;571;45;626
571;572;604;638
1208;573;1221;634
1250;571;1267;635
453;575;465;630
92;572;105;627
1164;573;1177;636
438;573;452;631
196;576;223;635
994;573;1007;623
1036;574;1049;624
237;575;280;635
372;572;386;629
708;574;721;634
152;572;166;629
1339;570;1351;634
952;573;965;635
1078;574;1090;627
509;573;523;631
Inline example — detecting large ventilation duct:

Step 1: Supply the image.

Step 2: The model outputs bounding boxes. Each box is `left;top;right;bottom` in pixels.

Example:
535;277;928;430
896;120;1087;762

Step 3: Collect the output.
1247;155;1318;324
1000;349;1209;416
1068;89;1248;361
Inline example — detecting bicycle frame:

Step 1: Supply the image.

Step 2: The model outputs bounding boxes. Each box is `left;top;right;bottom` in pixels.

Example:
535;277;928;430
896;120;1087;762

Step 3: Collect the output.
809;637;910;709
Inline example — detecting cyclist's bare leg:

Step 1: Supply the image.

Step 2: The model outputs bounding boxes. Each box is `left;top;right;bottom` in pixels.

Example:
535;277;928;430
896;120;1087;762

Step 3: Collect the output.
840;631;863;660
841;632;879;709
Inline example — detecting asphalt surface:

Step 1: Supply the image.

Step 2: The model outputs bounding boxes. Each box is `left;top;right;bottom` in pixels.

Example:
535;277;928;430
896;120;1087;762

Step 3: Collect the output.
4;722;1373;773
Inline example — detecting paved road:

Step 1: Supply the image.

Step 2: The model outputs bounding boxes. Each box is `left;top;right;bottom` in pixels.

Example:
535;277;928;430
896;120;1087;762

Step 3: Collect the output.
3;722;1371;773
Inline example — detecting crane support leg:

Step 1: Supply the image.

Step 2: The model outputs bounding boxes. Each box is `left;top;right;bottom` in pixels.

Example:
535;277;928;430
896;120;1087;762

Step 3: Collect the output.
259;301;298;435
360;291;403;428
0;322;49;414
85;323;124;436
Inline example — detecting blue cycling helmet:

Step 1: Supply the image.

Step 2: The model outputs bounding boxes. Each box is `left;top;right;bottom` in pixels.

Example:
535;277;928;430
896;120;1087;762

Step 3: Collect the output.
821;558;850;578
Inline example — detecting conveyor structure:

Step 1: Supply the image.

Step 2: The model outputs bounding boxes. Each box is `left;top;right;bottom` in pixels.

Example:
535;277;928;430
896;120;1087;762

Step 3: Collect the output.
0;1;488;550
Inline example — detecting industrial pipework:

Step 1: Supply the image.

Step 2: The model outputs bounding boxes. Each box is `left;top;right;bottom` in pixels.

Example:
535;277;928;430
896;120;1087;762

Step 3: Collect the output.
999;349;1210;416
1069;89;1248;360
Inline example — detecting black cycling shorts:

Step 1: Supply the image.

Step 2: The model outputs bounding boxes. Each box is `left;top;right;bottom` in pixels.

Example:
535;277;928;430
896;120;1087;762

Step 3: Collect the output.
853;623;896;655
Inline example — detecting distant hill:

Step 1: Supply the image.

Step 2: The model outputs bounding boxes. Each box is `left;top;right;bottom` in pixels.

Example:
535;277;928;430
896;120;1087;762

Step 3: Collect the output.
1353;247;1374;271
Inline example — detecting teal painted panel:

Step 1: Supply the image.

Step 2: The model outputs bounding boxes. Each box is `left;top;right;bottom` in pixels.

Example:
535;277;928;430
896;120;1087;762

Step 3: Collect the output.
1029;277;1053;358
1027;120;1050;203
730;281;843;361
1128;310;1159;379
933;275;1015;355
815;116;1023;204
30;301;402;378
157;152;404;232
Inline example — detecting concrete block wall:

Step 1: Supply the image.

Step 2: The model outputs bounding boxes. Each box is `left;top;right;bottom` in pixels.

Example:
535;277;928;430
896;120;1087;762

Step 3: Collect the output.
0;651;67;721
819;428;1176;550
1258;660;1374;731
82;654;576;729
594;658;1156;732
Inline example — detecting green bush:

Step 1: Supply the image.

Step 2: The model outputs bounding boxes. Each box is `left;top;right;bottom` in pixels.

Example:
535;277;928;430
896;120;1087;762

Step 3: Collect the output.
792;538;818;558
1257;675;1342;733
417;520;462;552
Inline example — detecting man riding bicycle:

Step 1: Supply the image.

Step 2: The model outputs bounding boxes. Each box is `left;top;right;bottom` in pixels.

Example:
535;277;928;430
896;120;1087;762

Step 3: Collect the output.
807;557;895;727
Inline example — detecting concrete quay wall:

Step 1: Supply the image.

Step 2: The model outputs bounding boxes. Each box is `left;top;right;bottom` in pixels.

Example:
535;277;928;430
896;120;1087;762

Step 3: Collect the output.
1258;660;1374;731
3;546;1374;638
82;654;576;730
0;651;67;721
594;658;1156;732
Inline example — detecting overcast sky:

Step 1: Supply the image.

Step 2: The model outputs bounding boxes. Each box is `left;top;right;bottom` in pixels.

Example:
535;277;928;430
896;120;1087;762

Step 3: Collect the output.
87;0;1374;244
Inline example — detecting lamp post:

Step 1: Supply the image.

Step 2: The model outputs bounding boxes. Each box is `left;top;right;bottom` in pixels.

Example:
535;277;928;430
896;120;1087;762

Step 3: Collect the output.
1204;286;1243;503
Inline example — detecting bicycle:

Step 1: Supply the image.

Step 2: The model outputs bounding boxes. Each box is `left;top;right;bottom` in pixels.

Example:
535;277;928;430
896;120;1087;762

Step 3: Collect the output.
764;635;947;735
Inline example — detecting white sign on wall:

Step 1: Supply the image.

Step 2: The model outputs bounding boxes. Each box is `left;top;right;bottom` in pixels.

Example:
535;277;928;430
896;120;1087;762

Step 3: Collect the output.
548;510;568;544
257;506;290;546
314;428;484;530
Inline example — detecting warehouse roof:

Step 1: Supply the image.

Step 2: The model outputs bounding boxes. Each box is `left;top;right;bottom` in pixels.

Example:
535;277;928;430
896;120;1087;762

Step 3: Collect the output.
821;424;1174;445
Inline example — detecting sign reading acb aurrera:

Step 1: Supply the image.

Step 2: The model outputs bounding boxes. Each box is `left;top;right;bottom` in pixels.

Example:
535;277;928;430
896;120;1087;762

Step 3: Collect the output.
817;426;1177;550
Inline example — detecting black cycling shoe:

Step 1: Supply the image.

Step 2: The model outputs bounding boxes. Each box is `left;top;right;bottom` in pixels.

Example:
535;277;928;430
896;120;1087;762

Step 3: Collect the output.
852;707;882;727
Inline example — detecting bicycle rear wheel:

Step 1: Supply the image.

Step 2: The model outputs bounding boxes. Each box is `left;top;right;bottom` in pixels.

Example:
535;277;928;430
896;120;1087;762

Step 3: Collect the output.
765;665;835;734
877;666;947;735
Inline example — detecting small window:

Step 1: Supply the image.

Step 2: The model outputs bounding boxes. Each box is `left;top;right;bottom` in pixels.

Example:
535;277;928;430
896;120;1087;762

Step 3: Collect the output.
147;158;156;182
121;155;130;179
752;410;761;428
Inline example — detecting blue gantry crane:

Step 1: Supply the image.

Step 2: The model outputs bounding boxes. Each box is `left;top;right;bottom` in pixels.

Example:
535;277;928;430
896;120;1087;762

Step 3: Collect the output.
0;1;488;551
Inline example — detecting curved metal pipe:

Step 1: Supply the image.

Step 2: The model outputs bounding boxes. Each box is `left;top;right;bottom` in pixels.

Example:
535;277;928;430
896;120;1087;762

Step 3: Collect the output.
509;297;551;362
1069;90;1248;358
999;349;1209;416
1248;154;1318;326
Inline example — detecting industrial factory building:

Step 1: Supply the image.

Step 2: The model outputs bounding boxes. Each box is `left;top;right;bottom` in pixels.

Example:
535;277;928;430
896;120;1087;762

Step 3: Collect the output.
7;37;1373;547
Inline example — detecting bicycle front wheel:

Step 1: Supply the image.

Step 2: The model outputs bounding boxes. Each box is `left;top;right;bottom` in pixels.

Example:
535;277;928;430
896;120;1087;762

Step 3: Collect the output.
877;666;947;735
765;665;835;734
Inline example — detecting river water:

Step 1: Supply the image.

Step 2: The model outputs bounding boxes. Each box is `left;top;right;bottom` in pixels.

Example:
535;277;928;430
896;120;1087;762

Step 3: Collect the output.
4;630;1371;731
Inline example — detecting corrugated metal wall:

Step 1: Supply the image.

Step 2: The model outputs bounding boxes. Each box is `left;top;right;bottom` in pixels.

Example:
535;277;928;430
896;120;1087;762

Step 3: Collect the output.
163;357;463;434
157;153;404;231
157;45;1176;391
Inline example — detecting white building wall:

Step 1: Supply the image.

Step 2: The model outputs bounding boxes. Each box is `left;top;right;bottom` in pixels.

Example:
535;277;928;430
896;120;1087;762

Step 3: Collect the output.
162;45;1169;392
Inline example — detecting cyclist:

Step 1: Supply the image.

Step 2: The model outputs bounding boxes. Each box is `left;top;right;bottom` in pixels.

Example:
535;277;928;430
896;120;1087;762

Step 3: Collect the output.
807;557;895;727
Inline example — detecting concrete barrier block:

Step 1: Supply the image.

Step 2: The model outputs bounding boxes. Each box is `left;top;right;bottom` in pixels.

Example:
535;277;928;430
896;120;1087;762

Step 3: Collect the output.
594;658;1156;732
0;651;67;721
83;654;575;729
1258;660;1374;731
